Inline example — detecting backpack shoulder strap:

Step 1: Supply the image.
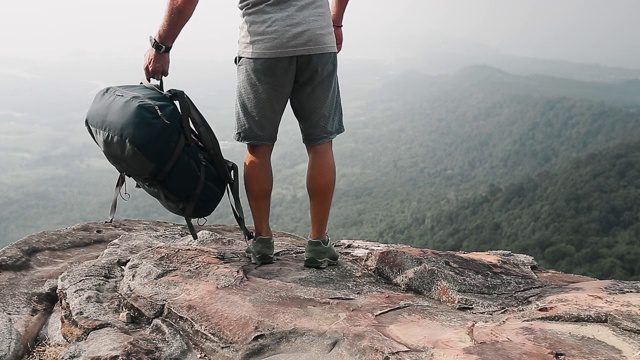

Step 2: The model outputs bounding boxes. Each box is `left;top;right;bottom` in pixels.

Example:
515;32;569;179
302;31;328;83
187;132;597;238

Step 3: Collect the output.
227;162;254;240
169;89;254;241
170;90;231;183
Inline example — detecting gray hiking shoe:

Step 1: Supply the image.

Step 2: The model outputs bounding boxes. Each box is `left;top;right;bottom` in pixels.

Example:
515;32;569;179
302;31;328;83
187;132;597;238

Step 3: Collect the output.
246;236;274;265
304;237;339;269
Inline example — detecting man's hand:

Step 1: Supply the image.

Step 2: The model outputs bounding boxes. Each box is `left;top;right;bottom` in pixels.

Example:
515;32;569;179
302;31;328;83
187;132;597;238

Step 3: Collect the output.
334;26;343;53
144;48;170;81
331;0;348;53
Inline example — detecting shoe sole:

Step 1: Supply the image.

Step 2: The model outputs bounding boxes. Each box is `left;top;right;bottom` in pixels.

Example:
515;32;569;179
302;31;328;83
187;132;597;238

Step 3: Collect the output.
251;254;274;265
246;245;274;265
304;257;338;269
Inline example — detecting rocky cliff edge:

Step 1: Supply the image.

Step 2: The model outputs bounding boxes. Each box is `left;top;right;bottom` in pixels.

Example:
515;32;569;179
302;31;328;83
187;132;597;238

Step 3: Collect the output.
0;220;639;359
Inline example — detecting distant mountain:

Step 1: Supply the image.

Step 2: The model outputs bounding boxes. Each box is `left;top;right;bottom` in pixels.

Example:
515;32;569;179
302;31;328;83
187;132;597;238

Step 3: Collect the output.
371;35;640;82
366;64;640;107
488;55;640;82
449;65;640;105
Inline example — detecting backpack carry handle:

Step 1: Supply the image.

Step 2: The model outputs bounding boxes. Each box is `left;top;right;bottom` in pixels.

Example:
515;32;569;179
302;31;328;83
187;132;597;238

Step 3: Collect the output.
142;77;165;92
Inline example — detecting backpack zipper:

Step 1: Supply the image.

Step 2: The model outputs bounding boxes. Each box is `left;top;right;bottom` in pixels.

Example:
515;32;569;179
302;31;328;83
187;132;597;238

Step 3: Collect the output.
113;86;171;124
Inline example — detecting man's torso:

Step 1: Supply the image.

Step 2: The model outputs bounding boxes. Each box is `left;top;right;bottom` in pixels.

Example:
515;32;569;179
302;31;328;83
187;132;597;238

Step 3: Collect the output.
237;0;337;58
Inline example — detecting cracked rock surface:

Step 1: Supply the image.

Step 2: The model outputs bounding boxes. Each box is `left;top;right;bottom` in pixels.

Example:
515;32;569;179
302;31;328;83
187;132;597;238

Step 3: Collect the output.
1;220;639;359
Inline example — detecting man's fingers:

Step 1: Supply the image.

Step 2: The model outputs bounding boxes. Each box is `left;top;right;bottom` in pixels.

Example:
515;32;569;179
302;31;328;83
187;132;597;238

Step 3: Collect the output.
144;67;167;80
334;27;343;53
143;49;170;80
144;69;159;81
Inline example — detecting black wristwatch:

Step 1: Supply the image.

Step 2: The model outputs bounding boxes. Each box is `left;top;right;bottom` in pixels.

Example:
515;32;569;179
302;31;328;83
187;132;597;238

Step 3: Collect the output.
149;36;172;54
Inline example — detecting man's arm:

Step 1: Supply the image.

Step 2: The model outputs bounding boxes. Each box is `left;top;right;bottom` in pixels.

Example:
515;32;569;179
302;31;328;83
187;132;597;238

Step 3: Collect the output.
144;0;199;80
330;0;349;53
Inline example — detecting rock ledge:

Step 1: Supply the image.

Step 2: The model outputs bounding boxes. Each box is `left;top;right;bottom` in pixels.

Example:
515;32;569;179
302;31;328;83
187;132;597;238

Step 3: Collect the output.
0;220;639;359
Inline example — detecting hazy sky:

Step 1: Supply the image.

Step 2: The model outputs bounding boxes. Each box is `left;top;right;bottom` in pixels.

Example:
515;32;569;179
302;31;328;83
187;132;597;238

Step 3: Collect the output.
1;0;639;68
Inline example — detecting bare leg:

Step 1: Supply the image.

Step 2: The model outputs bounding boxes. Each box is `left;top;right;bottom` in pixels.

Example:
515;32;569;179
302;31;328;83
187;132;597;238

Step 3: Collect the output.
244;144;275;238
306;141;336;239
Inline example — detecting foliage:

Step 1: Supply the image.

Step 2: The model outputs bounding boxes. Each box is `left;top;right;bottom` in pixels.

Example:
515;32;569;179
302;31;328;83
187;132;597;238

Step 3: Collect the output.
425;140;640;280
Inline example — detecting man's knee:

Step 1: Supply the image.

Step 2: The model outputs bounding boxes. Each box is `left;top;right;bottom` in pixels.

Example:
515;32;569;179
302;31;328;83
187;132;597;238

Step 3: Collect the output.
306;140;333;155
247;144;275;160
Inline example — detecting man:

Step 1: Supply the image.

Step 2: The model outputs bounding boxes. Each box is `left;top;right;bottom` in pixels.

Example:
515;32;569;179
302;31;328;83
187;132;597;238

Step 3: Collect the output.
144;0;349;269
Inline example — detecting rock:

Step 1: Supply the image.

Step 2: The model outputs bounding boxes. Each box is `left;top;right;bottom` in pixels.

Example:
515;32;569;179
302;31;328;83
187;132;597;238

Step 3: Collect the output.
353;242;545;312
0;312;22;360
119;311;133;323
58;320;200;360
40;302;67;346
0;220;180;359
1;220;639;359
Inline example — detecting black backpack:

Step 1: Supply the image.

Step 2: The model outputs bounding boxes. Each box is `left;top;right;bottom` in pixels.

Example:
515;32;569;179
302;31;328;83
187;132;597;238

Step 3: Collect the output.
85;79;253;240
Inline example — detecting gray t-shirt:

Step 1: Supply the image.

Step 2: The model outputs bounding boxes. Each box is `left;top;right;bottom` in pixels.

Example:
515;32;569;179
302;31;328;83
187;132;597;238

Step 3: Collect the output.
237;0;337;58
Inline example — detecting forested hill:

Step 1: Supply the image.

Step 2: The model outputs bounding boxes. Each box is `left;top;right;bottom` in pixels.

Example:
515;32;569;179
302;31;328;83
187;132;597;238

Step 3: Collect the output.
424;140;640;280
330;66;640;197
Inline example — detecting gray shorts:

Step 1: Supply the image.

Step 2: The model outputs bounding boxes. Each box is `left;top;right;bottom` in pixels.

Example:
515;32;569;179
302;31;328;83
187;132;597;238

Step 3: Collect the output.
233;53;344;146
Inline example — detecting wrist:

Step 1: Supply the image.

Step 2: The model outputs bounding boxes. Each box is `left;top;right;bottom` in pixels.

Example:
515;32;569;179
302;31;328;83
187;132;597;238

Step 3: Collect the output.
149;36;172;54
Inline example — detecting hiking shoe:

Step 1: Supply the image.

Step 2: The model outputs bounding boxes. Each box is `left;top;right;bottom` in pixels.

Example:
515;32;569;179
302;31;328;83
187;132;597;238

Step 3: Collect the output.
247;236;274;265
304;237;339;269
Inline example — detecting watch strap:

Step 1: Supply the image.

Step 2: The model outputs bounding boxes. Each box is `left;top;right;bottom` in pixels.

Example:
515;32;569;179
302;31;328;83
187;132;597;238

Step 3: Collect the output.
149;36;172;53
